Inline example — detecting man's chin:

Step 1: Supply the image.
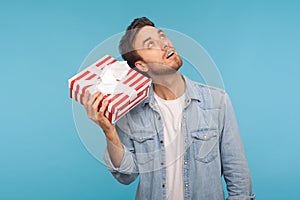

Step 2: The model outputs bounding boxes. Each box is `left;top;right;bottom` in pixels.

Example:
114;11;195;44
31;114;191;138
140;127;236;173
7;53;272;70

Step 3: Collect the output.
172;56;183;71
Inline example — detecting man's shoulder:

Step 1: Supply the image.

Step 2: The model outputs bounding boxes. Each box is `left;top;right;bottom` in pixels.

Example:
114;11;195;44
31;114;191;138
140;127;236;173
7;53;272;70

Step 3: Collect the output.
188;79;227;109
192;80;225;94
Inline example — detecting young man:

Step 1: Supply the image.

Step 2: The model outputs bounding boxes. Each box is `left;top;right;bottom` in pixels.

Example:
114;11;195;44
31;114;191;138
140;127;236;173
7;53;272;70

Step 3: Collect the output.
82;17;255;200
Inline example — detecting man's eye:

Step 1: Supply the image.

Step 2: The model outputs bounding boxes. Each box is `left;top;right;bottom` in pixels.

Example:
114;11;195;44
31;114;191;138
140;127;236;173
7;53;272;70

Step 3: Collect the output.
160;34;166;39
147;41;154;48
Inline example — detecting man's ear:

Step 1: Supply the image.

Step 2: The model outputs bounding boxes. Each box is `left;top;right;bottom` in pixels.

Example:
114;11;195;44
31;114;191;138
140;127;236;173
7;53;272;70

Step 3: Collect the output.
134;60;148;72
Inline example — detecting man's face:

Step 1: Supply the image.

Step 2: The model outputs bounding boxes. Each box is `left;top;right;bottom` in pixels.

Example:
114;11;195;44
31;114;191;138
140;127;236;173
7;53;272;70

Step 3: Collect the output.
133;26;183;76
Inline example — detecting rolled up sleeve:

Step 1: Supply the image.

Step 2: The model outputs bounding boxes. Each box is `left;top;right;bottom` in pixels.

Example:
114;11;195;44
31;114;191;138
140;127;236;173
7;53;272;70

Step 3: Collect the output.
103;144;138;185
103;117;139;185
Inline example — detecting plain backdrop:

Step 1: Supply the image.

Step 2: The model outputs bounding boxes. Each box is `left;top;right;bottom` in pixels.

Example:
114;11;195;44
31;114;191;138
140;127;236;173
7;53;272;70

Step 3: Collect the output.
1;0;299;199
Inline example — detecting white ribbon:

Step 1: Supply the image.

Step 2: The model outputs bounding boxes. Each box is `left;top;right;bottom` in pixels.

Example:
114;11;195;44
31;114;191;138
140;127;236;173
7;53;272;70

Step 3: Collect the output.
97;61;137;101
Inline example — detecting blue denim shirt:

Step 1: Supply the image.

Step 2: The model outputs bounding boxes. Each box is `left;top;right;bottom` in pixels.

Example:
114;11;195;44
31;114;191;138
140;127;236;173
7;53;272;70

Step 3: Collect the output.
104;76;255;200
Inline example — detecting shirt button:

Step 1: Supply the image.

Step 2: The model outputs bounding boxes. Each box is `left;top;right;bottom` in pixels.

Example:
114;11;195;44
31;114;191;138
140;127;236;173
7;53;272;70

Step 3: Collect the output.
161;162;164;166
162;184;165;188
160;140;164;144
185;183;189;188
158;116;161;120
184;161;188;165
203;135;207;140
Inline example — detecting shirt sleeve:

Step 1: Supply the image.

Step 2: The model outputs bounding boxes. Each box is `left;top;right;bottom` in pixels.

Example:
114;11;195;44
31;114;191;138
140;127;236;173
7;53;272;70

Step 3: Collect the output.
103;117;139;185
220;93;255;200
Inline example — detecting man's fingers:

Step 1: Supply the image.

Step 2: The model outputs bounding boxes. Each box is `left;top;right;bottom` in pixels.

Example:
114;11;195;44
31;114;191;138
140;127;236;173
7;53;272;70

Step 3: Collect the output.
88;91;101;106
98;100;111;129
83;91;101;119
99;99;109;114
82;90;90;106
92;93;103;112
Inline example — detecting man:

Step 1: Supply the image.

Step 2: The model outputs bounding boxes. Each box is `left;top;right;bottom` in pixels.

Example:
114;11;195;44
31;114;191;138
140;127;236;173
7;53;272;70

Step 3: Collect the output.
82;17;255;200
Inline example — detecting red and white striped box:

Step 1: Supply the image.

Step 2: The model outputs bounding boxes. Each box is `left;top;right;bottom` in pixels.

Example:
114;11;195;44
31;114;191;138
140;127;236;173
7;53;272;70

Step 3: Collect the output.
69;55;152;123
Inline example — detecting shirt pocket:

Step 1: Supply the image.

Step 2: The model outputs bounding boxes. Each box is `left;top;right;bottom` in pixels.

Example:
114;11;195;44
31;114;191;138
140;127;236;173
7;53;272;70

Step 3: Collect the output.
191;129;219;163
131;133;156;165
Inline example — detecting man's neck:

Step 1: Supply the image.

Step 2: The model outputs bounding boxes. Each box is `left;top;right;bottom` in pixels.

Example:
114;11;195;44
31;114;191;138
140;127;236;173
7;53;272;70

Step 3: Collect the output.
152;72;186;100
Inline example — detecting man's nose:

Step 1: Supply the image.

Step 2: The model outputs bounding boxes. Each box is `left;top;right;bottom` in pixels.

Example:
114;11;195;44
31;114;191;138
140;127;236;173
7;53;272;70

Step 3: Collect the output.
160;38;169;50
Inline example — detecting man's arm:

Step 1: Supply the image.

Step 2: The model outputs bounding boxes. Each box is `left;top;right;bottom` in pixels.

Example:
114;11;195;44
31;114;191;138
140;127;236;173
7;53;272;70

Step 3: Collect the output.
82;91;124;167
82;91;138;184
220;93;255;200
104;122;139;185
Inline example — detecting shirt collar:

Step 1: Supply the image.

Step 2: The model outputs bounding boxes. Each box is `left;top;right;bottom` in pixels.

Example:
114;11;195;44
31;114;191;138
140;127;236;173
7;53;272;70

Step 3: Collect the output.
142;75;202;107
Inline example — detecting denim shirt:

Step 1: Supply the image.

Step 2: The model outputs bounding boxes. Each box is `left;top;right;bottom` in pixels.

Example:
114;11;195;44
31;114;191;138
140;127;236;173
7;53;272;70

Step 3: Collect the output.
104;76;255;200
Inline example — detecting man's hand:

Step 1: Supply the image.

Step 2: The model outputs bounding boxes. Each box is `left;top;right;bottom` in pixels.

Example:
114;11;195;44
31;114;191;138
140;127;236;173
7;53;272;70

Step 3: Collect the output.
82;90;114;134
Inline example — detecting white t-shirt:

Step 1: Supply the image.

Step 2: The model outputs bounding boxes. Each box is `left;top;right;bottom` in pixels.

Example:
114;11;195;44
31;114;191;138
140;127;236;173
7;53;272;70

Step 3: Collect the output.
154;93;185;200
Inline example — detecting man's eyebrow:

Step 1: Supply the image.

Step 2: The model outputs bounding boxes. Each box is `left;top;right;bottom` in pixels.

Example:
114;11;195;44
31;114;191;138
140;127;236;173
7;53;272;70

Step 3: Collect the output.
158;29;164;34
142;37;151;46
141;29;164;46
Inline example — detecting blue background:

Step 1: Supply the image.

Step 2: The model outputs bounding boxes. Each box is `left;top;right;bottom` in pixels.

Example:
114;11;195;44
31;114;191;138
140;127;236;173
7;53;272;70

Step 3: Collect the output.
1;0;299;199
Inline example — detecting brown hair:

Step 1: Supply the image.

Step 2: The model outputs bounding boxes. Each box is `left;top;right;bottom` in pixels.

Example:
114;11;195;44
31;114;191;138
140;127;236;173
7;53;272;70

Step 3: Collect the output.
119;17;155;69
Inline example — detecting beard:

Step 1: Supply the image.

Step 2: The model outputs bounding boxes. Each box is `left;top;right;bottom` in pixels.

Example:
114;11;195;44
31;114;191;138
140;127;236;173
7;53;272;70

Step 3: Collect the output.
147;55;183;76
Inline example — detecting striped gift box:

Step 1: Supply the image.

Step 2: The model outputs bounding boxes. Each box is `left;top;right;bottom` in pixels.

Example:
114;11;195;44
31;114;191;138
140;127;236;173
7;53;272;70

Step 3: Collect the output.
68;55;152;123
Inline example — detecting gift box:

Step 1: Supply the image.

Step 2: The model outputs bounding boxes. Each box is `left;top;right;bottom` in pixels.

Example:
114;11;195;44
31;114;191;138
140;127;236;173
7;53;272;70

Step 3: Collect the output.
69;55;152;123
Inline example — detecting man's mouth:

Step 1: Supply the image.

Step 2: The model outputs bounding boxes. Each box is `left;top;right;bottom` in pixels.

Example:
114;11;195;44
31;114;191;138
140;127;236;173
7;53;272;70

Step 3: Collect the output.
166;50;175;59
